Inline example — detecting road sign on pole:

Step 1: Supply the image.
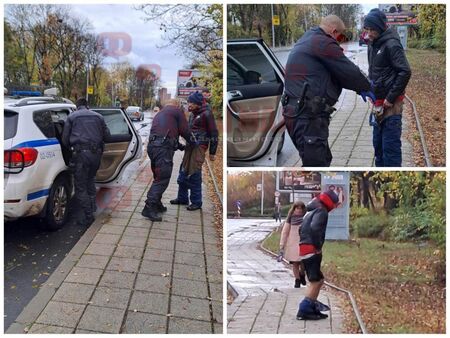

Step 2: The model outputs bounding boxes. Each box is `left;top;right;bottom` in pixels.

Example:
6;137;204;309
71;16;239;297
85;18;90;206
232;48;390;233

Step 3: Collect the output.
272;15;280;25
87;86;94;95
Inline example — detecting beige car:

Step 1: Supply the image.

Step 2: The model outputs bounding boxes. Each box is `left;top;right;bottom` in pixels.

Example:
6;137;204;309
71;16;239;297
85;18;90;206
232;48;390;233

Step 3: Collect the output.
227;39;286;167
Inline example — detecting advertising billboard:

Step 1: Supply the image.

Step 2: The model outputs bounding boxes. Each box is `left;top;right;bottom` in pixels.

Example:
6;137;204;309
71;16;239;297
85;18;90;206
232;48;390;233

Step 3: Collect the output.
176;69;205;98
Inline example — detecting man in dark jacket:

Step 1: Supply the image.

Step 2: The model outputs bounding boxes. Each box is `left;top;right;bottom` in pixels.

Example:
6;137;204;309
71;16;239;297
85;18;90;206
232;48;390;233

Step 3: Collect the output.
365;8;411;166
62;98;111;227
283;15;375;167
142;99;193;221
296;189;339;320
171;92;218;210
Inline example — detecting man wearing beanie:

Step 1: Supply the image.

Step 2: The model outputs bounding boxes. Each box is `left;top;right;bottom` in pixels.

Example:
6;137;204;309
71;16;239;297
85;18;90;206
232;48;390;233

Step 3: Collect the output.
171;91;218;210
364;8;411;166
283;15;375;167
296;188;339;320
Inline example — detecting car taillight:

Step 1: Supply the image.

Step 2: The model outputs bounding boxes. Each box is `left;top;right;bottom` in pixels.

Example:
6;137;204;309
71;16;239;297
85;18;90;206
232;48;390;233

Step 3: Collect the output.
4;148;38;173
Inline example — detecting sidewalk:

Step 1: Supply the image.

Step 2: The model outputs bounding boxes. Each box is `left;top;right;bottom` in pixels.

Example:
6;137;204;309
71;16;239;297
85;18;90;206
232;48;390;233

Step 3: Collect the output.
278;44;414;167
7;151;223;334
227;219;343;334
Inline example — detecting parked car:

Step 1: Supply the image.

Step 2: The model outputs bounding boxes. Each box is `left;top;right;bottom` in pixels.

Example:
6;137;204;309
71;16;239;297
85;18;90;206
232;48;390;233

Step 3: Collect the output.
227;39;286;166
126;105;144;121
4;96;143;230
359;31;368;46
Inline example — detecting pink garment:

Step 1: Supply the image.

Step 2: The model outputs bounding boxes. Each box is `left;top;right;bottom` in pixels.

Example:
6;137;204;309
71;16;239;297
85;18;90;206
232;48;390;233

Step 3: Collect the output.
279;221;301;262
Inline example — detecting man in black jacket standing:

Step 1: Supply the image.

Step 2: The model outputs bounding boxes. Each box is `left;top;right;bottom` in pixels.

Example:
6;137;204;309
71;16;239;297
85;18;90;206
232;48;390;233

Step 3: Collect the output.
171;92;218;210
364;8;411;167
283;15;375;167
296;189;339;320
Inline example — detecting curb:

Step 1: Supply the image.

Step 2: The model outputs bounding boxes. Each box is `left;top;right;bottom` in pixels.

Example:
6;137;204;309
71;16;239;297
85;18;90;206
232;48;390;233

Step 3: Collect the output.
6;160;150;334
6;213;108;333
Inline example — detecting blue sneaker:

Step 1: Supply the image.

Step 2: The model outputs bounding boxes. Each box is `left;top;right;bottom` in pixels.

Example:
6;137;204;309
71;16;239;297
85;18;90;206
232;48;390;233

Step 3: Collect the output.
297;298;328;320
315;300;330;312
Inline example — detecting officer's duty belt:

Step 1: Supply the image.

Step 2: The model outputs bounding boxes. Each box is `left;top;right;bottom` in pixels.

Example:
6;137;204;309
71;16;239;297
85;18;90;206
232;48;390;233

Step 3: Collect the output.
283;95;335;115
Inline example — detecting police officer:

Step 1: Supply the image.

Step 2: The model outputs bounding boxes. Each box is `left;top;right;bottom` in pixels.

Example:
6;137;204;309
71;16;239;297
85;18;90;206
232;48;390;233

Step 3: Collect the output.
62;98;111;227
364;8;411;166
171;91;218;210
283;15;375;167
141;99;193;221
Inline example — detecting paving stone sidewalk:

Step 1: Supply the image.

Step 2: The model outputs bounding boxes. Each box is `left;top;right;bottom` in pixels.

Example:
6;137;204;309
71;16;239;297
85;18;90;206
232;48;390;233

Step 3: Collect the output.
7;151;223;334
278;44;414;167
227;219;343;334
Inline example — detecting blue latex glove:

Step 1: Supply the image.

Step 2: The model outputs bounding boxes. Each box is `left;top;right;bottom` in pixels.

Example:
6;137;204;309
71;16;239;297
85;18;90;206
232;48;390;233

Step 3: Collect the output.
360;91;376;103
277;249;284;262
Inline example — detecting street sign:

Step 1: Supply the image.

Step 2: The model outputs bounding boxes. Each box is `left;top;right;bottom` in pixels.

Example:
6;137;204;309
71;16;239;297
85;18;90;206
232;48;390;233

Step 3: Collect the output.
272;15;280;26
256;184;262;191
87;86;94;95
274;191;280;197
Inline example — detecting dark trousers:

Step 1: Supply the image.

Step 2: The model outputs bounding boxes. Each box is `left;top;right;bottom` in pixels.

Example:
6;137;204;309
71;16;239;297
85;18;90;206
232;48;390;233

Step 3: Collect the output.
145;144;174;208
372;115;402;167
176;168;202;206
285;115;332;167
72;151;101;221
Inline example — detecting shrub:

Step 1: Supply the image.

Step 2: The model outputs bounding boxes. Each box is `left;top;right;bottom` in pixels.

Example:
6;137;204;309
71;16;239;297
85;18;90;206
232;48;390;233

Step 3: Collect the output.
351;211;392;239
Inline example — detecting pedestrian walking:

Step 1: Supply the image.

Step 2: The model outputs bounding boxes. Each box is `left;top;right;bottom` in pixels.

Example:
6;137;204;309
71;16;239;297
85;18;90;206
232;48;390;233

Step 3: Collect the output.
171;91;218;210
279;201;307;288
141;99;193;221
62;98;111;227
364;8;412;166
283;15;375;166
296;189;339;320
273;201;282;223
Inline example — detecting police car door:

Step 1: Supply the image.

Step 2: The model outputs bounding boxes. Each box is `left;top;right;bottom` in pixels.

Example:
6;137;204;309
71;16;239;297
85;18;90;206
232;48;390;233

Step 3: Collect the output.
227;39;285;166
91;108;143;186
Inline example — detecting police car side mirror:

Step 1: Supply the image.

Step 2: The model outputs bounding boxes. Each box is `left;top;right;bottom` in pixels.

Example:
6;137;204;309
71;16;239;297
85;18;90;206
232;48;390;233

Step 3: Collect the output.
245;70;262;85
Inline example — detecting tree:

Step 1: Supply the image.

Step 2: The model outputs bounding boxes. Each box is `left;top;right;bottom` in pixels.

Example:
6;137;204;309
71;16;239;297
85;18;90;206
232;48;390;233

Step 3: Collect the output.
135;4;223;113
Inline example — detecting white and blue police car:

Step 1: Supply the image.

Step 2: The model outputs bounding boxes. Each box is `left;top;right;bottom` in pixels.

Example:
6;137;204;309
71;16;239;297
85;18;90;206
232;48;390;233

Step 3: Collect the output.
4;93;143;230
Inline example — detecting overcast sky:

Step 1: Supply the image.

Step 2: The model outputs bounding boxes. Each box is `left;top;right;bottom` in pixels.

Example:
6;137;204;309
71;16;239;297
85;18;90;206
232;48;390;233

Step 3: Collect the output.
72;4;187;96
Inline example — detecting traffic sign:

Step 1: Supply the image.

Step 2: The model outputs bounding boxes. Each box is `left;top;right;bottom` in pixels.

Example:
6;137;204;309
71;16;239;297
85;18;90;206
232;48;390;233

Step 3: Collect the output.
87;85;94;94
257;184;262;191
274;191;280;197
272;15;280;26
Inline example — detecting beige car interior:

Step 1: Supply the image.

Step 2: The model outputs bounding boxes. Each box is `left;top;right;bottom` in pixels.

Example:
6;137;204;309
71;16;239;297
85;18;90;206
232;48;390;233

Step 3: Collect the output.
228;95;281;158
96;141;129;182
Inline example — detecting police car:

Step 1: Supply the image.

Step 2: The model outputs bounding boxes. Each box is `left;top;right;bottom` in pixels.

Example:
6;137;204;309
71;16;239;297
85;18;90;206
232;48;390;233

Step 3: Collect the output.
227;39;286;166
4;94;143;230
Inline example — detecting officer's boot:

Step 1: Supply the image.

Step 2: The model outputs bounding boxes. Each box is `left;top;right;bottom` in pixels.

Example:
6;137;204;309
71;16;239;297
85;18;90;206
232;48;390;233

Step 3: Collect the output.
141;204;162;222
296;298;328;320
156;202;167;212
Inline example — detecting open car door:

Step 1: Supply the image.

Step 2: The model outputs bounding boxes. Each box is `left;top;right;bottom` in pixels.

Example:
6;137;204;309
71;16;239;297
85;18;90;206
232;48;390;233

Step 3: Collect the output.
91;108;142;186
227;39;285;166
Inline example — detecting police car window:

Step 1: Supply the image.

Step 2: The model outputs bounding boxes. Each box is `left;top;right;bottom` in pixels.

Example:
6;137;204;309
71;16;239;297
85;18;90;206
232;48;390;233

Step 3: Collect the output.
228;43;281;84
94;109;130;135
50;109;70;122
4;110;18;140
33;110;55;138
227;59;245;87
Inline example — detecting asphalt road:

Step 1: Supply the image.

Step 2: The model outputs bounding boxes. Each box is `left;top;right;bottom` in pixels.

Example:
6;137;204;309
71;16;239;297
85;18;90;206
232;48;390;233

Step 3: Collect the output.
4;113;152;330
274;42;366;166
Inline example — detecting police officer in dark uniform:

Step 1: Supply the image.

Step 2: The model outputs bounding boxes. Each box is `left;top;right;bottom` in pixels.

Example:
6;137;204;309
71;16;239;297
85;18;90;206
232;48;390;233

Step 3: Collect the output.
62;98;111;227
141;99;193;221
283;15;375;167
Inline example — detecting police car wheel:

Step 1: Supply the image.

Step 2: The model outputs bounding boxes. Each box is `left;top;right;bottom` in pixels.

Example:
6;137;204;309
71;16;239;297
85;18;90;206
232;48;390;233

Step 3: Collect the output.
45;176;70;231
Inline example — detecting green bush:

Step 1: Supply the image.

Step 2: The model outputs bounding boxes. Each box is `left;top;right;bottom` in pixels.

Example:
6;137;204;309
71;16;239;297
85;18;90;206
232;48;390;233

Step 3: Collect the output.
351;211;392;239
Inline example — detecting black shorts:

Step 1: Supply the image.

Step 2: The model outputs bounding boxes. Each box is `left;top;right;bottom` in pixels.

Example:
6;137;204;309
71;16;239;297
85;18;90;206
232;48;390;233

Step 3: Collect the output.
302;253;324;282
